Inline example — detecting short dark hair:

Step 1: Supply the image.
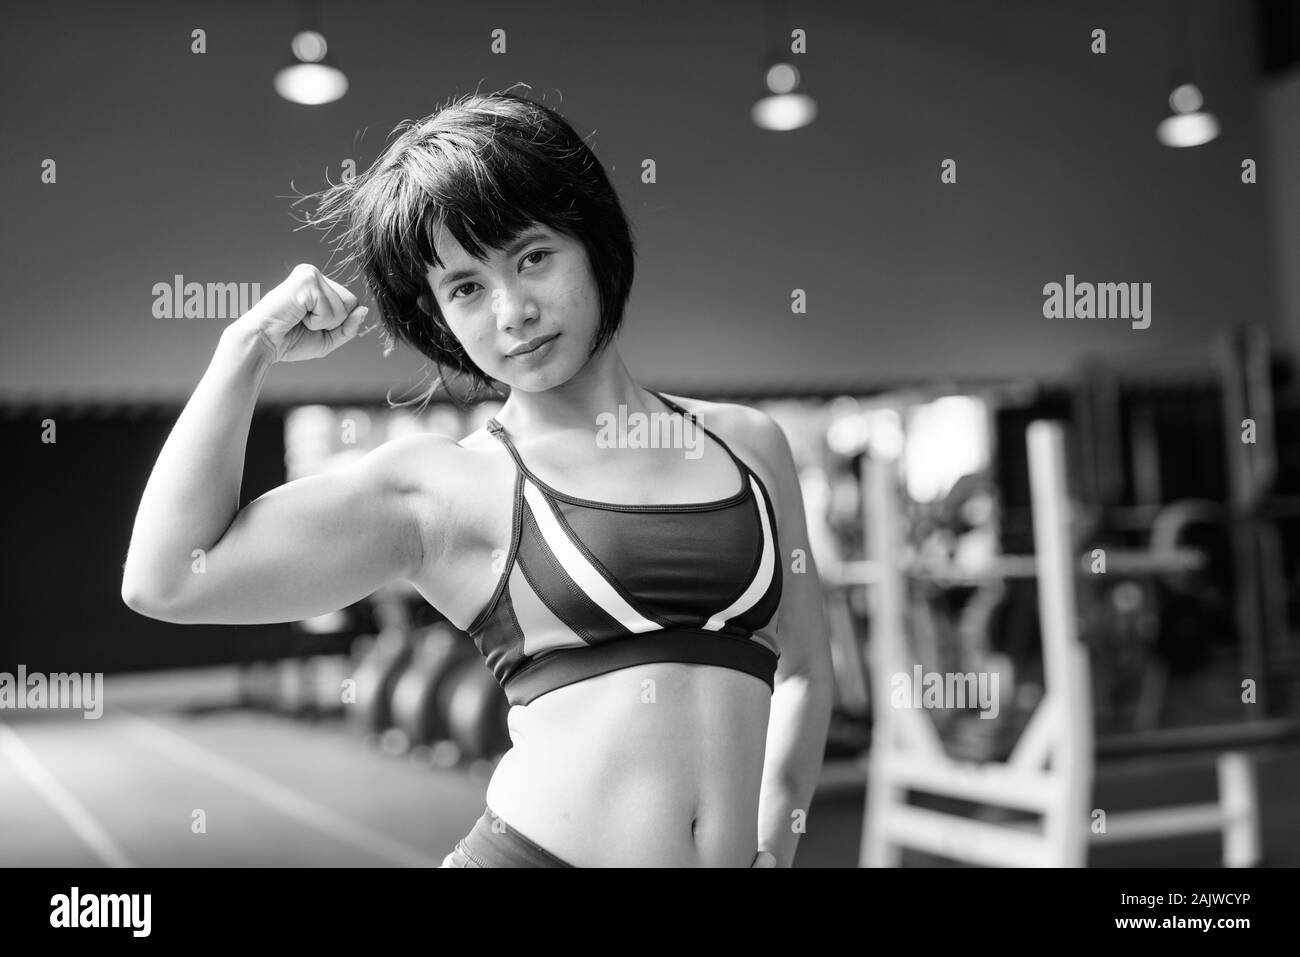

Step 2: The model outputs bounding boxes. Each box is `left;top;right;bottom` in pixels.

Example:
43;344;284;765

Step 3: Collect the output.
300;87;637;407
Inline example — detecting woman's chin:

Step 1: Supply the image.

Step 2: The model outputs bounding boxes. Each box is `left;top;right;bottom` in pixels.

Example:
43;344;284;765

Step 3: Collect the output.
494;357;582;392
494;367;563;393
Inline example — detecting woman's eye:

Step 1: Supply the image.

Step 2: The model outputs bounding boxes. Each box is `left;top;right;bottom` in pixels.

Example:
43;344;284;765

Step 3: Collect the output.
450;252;547;301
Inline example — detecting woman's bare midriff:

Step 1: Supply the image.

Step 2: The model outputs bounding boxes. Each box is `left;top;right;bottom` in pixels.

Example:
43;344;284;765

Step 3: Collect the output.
485;662;772;867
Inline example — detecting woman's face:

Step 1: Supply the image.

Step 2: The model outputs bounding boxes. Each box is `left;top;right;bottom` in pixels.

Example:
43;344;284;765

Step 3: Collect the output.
424;223;602;392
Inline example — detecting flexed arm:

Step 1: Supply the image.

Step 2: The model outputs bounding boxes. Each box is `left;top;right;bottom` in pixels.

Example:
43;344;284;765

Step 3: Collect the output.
120;265;428;624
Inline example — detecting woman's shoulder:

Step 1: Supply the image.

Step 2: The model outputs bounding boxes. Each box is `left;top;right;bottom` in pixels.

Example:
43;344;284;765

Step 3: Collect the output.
361;429;494;496
655;392;787;467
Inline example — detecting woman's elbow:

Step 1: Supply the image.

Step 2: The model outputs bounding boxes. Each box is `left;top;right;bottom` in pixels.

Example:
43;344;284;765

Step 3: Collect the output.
775;658;837;702
121;578;191;624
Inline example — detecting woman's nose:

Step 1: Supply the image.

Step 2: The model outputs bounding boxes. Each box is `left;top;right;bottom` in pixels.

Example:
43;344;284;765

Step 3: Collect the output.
492;287;537;328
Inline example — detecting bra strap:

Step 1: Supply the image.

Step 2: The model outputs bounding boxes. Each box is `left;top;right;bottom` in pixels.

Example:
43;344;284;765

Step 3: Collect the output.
492;397;758;485
486;417;531;477
648;390;754;478
650;390;691;417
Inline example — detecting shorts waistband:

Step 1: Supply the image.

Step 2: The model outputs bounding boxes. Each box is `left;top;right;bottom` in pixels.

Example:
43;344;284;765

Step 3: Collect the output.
460;805;576;868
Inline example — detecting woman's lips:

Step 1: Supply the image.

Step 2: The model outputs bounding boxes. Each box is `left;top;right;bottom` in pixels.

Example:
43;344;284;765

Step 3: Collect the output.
507;333;559;361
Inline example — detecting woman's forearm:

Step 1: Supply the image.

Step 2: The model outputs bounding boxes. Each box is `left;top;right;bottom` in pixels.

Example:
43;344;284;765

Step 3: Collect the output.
121;322;274;607
757;671;835;867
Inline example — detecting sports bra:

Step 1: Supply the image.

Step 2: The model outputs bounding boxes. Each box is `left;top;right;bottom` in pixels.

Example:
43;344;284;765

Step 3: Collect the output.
464;391;783;706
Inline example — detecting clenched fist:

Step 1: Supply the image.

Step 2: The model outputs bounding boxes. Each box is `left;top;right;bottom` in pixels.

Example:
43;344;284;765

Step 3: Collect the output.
229;264;369;364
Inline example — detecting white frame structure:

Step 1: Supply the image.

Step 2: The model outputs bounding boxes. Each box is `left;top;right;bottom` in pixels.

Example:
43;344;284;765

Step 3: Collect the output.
857;419;1261;867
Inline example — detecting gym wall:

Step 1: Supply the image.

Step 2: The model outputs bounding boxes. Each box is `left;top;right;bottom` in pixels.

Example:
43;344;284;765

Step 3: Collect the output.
0;408;296;674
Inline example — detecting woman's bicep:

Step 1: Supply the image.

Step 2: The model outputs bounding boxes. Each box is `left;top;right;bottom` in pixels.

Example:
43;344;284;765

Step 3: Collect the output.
154;440;433;625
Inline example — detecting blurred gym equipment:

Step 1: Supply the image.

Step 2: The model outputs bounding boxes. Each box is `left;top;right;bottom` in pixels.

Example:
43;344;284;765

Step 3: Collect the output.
854;417;1300;867
349;627;416;739
389;623;476;749
342;582;511;764
1072;323;1300;714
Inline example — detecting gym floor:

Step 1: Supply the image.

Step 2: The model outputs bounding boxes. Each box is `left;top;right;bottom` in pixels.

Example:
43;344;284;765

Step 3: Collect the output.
3;669;1298;868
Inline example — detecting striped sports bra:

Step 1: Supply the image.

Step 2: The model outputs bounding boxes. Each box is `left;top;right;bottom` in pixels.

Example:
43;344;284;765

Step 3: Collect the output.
465;392;782;706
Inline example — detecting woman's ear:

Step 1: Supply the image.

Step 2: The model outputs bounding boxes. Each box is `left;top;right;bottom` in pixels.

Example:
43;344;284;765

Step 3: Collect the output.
417;289;434;316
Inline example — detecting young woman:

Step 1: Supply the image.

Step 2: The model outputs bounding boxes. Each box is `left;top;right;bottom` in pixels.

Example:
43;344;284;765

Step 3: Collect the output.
121;90;835;868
